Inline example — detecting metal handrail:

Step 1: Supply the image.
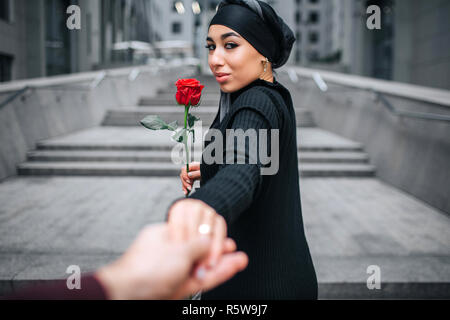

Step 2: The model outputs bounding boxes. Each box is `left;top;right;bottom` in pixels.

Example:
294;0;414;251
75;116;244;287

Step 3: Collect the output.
0;86;31;110
0;65;165;111
285;68;450;123
372;90;450;122
0;72;107;110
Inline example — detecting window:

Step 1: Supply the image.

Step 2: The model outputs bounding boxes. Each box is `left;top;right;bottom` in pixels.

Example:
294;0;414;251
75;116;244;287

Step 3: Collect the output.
172;22;182;34
0;53;13;82
195;15;201;27
87;13;92;55
295;11;301;24
0;0;11;21
309;31;319;43
309;11;319;23
296;31;301;43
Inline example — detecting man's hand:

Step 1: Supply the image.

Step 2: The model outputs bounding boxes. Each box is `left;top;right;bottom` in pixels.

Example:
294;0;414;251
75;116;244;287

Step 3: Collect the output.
167;198;227;270
95;223;248;300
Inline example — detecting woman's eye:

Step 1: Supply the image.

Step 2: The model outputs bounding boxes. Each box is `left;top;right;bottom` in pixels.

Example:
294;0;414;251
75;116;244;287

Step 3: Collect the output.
225;43;237;49
204;43;237;51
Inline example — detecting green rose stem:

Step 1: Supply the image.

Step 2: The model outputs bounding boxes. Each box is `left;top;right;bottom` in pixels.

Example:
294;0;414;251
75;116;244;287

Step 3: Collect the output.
184;103;190;197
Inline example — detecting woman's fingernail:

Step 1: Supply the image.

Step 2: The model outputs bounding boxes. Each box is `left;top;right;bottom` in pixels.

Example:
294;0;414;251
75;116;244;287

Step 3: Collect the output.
188;173;194;177
208;259;216;268
196;267;206;280
188;186;192;191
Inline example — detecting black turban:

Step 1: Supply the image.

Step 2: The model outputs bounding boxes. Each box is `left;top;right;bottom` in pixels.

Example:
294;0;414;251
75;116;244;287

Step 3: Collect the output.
209;0;296;69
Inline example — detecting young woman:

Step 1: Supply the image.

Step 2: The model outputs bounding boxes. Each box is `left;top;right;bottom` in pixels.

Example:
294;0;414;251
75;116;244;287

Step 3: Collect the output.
167;0;318;300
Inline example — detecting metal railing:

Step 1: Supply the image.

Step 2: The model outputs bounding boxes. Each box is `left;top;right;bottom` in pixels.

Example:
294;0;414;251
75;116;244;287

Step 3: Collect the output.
284;68;450;123
0;65;166;111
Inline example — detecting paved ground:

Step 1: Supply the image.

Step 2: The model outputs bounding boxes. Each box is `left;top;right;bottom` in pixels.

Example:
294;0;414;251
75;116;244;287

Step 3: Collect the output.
1;175;448;298
17;126;376;177
30;126;364;150
1;73;448;299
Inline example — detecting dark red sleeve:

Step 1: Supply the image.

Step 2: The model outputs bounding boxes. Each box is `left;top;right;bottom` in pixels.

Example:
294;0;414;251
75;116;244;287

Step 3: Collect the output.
2;273;108;300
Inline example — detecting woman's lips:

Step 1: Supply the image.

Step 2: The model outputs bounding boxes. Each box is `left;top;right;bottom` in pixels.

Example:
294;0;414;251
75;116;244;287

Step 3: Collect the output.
215;74;230;83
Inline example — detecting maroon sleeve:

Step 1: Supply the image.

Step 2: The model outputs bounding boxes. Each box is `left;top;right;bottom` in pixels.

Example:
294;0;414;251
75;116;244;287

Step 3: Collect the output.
2;273;108;300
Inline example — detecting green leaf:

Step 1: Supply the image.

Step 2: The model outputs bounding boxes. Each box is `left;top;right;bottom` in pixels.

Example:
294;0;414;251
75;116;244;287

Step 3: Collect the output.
187;114;200;128
172;128;187;143
140;115;170;130
167;120;178;131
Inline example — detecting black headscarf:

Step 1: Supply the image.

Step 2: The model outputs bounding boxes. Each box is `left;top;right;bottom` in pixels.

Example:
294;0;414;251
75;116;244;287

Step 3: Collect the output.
209;0;296;69
208;0;296;122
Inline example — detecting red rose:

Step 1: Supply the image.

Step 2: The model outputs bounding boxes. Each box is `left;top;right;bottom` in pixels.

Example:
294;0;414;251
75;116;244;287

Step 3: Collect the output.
175;78;205;107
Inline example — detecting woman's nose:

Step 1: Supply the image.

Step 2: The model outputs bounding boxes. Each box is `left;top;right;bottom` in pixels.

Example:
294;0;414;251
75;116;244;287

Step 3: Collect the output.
210;48;225;67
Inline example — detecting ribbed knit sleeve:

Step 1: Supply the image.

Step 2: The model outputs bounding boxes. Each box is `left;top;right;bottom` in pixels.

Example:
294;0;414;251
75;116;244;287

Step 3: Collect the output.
188;105;277;226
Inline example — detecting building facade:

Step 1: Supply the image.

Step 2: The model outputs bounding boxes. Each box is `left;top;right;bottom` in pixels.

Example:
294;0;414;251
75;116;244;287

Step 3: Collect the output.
1;0;449;89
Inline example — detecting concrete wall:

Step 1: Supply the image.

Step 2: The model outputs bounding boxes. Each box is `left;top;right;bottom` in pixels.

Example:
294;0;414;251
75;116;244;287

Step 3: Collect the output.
0;0;46;80
0;65;195;181
280;67;450;215
393;0;450;90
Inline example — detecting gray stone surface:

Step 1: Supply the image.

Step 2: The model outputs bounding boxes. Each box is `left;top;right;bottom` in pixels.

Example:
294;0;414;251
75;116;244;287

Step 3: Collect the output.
280;69;450;215
139;97;220;106
2;70;449;299
16;126;375;177
30;126;363;151
17;162;375;177
0;176;448;298
0;65;195;181
25;150;369;163
102;106;316;127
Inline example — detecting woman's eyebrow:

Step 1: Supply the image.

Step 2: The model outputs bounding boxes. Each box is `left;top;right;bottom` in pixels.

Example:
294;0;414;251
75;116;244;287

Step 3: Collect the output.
206;32;241;42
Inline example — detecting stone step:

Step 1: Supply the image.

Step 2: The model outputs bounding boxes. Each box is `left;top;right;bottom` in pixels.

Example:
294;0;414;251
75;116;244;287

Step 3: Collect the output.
318;282;450;299
102;106;218;127
300;163;375;177
139;96;220;106
2;279;446;299
158;88;219;96
33;127;366;155
27;150;369;164
155;92;222;100
35;141;363;152
17;161;375;177
301;152;369;163
101;106;316;127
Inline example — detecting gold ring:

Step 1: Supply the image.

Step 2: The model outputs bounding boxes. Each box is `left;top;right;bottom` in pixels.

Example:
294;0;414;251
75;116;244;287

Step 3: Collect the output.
198;224;212;235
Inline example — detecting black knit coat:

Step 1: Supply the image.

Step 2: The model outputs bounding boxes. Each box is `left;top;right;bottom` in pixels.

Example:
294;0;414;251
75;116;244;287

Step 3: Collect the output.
168;77;318;300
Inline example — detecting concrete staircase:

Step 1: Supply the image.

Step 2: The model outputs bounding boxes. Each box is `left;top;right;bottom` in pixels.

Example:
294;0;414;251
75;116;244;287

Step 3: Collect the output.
7;75;450;300
17;76;376;177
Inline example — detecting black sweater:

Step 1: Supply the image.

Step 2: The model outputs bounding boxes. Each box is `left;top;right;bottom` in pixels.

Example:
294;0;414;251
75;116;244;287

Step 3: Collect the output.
169;77;318;300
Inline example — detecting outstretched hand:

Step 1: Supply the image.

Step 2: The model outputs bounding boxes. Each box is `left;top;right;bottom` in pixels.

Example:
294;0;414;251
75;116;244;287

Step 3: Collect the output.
95;223;248;300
